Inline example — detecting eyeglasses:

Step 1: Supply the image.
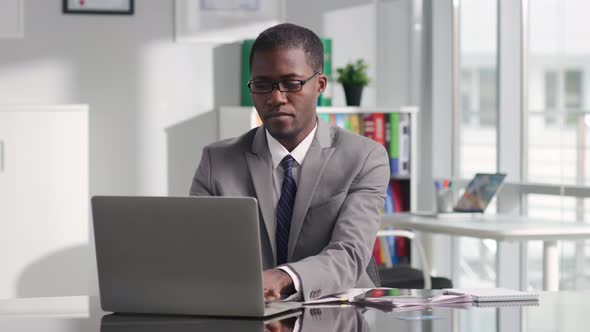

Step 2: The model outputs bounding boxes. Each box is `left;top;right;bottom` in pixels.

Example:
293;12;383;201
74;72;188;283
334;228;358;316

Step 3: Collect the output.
247;72;321;94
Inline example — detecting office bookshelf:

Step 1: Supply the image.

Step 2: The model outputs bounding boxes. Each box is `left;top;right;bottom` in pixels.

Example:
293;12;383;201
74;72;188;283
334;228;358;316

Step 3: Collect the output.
217;106;418;268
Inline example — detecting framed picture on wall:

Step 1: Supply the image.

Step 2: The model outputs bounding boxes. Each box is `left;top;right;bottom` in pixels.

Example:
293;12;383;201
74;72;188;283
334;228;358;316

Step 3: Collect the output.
63;0;134;15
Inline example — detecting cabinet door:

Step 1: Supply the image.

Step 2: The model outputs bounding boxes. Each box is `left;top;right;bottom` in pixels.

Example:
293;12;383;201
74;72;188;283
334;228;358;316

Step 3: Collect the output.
0;108;88;299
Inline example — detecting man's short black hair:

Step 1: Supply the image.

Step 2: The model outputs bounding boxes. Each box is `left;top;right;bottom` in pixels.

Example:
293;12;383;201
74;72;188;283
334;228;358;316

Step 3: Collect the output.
249;23;324;74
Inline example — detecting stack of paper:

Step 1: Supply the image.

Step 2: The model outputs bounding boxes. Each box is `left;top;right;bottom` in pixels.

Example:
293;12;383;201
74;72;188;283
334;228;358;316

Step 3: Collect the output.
303;288;474;308
352;292;471;308
302;287;538;312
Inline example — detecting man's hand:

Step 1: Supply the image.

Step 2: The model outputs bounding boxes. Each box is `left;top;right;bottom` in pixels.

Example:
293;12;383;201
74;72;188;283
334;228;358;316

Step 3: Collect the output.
264;316;297;332
263;268;295;301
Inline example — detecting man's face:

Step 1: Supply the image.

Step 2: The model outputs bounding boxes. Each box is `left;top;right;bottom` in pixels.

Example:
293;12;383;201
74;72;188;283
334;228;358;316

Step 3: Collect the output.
250;48;326;148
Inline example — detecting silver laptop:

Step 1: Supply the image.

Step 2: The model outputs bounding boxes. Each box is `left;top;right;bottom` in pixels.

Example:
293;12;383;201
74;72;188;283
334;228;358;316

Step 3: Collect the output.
414;173;507;217
91;196;301;317
452;173;506;212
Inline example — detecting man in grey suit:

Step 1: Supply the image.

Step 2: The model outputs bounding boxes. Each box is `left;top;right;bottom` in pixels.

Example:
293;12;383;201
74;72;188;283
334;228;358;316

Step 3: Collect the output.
190;23;389;301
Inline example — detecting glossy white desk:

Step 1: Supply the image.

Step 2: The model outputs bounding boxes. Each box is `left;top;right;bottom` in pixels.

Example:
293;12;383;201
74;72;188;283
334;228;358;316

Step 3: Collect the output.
2;293;590;332
381;213;590;291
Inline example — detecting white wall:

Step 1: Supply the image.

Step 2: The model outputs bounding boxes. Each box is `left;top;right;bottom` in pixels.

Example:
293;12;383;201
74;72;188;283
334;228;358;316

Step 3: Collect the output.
0;0;225;296
0;0;222;198
286;0;414;108
0;0;23;38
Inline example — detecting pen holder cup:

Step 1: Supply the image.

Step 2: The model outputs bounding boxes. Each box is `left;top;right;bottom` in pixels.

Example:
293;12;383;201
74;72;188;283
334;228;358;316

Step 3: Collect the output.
436;189;454;213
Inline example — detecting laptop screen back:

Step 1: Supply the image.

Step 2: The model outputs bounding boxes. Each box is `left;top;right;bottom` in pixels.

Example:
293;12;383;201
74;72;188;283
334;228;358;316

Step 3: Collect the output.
91;196;266;316
453;173;506;212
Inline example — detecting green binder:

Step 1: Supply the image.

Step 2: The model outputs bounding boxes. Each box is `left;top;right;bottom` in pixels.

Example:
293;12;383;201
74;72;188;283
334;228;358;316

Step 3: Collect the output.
318;38;332;106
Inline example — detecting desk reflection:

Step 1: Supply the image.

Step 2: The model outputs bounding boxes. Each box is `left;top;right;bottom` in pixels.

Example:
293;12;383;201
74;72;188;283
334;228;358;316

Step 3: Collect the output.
295;306;368;332
100;306;368;332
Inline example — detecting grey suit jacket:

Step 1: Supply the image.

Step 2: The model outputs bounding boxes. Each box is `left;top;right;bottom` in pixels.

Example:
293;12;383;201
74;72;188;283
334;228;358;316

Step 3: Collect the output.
190;118;390;300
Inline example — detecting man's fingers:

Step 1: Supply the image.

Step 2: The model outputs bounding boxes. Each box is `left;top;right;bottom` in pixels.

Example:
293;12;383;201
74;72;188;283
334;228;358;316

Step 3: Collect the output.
265;321;281;332
264;288;281;301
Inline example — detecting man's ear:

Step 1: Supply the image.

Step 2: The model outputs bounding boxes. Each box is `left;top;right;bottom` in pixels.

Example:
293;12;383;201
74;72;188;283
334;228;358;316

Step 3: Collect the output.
316;73;328;95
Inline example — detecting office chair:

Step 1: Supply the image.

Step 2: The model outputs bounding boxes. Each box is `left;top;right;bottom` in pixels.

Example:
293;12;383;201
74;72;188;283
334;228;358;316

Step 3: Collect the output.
374;230;453;289
366;257;382;287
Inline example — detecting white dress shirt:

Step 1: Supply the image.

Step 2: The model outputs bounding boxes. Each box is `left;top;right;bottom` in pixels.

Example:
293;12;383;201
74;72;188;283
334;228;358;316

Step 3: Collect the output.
265;123;317;297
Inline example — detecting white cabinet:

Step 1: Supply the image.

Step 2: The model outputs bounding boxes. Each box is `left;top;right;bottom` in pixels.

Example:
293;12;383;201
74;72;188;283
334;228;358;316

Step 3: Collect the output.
0;105;89;299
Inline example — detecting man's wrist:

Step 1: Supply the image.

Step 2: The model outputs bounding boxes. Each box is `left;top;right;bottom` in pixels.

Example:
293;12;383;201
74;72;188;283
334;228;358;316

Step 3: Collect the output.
278;269;296;293
276;267;296;294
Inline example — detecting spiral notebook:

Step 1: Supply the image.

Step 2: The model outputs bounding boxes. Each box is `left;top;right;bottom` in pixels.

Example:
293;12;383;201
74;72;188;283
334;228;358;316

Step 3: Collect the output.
443;288;539;302
472;300;540;308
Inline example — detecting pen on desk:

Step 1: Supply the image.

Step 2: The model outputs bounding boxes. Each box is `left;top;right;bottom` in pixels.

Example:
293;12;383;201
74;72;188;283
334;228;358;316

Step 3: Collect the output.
434;180;441;191
443;179;450;188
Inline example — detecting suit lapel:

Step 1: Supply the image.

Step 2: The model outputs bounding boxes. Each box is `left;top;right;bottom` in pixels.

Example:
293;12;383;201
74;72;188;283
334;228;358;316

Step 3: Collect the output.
288;119;335;259
245;126;276;260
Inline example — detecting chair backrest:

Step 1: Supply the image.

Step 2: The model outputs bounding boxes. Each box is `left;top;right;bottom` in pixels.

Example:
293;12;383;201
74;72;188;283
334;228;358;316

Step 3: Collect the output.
376;229;433;289
365;257;381;287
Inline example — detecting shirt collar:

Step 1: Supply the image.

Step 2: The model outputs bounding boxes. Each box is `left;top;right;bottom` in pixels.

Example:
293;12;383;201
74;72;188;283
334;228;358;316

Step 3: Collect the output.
266;123;318;170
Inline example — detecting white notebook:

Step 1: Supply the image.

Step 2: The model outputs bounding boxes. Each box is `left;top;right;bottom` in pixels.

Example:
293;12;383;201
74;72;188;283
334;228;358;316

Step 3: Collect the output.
472;300;540;308
443;288;539;302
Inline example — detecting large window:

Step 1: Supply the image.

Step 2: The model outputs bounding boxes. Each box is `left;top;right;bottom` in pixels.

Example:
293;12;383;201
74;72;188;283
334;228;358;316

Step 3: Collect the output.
444;0;590;292
527;0;590;290
459;0;497;179
457;0;498;289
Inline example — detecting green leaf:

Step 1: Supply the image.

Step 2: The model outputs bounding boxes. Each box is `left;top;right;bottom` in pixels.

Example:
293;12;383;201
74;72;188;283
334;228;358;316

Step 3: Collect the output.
335;58;370;86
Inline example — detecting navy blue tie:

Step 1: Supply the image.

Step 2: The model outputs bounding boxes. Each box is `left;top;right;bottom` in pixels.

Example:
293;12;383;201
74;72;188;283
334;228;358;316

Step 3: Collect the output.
276;155;297;265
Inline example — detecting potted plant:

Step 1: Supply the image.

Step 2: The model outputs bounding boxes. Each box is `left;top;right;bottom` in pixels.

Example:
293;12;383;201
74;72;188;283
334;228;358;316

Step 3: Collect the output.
336;59;370;106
